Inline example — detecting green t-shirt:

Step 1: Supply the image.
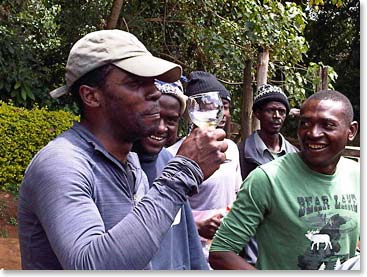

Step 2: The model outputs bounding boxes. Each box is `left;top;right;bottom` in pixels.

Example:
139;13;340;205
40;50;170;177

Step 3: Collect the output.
210;153;360;270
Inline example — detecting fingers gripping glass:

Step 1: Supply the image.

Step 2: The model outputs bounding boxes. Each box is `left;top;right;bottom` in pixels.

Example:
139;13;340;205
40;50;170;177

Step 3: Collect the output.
187;91;230;162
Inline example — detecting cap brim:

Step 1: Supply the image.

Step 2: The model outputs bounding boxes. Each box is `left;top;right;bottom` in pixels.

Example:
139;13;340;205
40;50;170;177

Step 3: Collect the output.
49;85;68;99
113;55;182;83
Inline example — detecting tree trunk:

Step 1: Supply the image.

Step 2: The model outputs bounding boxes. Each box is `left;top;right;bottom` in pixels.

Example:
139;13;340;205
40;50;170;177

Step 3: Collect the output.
241;59;253;140
321;66;328;90
316;65;328;92
106;0;124;30
252;47;269;131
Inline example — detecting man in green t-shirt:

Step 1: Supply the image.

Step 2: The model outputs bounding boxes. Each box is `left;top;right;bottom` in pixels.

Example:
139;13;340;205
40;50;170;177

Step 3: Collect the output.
209;90;360;270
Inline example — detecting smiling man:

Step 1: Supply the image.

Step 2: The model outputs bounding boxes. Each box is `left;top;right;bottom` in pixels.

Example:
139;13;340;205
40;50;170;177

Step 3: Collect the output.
209;90;360;270
132;80;208;270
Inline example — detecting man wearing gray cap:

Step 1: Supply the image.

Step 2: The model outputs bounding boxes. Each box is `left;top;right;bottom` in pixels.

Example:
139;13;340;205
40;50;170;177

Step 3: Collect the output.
17;30;227;270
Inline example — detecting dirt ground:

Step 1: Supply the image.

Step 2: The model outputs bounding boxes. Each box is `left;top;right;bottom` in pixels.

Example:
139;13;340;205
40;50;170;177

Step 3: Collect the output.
0;192;21;270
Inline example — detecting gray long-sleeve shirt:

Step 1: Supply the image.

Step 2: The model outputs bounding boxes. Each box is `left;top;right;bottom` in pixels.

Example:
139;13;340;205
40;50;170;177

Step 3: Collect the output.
18;122;203;270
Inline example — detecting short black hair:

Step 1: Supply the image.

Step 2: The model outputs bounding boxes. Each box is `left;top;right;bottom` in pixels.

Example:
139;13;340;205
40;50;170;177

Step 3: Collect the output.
304;90;354;124
70;64;115;117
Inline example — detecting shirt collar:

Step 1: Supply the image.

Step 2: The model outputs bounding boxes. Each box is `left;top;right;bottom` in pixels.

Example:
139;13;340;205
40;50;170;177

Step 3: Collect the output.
70;122;138;169
254;130;287;155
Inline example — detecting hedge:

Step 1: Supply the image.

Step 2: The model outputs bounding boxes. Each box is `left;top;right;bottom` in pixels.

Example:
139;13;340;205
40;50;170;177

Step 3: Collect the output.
0;101;79;195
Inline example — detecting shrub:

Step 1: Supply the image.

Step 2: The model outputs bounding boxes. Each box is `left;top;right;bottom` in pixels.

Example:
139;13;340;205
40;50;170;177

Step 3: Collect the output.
0;101;79;195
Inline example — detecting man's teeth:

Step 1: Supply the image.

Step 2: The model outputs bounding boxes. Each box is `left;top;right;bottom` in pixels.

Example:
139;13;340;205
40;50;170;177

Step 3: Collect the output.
150;135;164;141
308;144;326;150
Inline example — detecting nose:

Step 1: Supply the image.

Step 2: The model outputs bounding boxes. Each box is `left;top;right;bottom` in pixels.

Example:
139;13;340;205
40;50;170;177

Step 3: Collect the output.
307;124;323;138
156;118;168;134
273;110;281;118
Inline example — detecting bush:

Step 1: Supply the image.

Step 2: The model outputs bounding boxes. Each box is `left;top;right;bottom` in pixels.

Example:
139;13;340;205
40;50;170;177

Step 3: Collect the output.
0;101;79;195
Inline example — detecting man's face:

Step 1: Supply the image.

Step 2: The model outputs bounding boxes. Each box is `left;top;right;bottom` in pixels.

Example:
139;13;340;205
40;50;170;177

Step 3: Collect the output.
139;94;181;154
217;99;231;130
297;98;357;175
255;101;287;135
100;67;162;142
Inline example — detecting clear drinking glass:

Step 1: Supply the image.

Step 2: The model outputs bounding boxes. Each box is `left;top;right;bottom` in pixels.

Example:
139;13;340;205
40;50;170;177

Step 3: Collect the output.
187;91;224;129
187;91;230;162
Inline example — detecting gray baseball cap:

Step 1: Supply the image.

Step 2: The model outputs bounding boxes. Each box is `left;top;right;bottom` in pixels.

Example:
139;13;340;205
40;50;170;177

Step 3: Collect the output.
50;29;182;98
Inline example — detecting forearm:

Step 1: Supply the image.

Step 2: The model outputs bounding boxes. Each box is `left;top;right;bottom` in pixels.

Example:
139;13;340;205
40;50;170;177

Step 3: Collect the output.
35;156;203;269
209;251;256;270
103;159;204;269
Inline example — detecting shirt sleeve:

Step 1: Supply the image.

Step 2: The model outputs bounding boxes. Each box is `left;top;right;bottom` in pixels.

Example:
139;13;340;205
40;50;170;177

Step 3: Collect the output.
21;148;203;269
209;167;273;254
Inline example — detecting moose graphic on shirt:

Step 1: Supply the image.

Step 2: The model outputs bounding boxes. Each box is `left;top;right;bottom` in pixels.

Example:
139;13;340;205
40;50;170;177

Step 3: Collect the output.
305;230;333;251
298;213;351;270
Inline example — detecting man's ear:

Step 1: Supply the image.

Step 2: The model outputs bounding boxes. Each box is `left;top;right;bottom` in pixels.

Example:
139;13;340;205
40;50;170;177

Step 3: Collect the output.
347;121;359;142
254;109;261;120
79;85;102;108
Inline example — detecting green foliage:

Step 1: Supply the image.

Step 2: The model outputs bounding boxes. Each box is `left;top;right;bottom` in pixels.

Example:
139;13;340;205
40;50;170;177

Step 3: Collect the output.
304;0;360;121
8;216;17;226
0;200;6;217
120;0;311;125
309;0;344;9
0;0;359;131
0;228;8;238
0;0;62;108
0;101;79;195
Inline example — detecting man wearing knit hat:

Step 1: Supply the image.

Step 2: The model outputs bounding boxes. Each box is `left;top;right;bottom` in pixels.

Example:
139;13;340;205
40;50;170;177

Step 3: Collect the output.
17;30;228;269
132;80;208;269
178;71;242;266
185;71;232;133
237;83;299;265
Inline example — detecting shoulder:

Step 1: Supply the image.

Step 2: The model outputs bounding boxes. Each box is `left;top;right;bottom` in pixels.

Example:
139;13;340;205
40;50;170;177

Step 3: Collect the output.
238;132;256;144
259;152;298;172
127;152;141;168
38;135;92;164
23;132;96;184
166;138;185;156
240;166;272;196
160;147;174;159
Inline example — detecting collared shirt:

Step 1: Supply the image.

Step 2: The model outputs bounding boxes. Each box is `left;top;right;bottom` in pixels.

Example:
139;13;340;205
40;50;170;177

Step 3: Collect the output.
18;122;203;270
253;130;288;160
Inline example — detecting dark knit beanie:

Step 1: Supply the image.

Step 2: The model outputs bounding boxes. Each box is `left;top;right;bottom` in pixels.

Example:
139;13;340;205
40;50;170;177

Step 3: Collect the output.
185;71;231;102
253;84;290;114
